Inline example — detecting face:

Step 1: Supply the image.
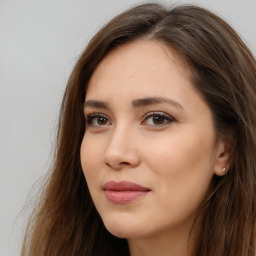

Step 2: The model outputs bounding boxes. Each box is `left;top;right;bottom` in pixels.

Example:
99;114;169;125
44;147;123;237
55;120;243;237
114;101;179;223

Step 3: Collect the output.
80;40;226;241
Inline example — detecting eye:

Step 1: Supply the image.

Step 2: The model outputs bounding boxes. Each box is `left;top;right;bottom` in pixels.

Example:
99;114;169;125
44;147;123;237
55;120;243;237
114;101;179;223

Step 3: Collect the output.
86;113;111;127
142;112;174;126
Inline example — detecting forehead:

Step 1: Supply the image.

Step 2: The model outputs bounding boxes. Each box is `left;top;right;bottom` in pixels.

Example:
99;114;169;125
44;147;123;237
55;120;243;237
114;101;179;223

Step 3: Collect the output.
86;40;193;99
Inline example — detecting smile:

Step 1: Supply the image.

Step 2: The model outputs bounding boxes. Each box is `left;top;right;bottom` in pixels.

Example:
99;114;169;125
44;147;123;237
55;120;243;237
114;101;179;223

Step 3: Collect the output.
103;180;151;204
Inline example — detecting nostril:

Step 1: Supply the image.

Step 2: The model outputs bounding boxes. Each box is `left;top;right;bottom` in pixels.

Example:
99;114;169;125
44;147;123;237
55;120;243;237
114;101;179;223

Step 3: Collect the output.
105;161;130;169
104;146;141;169
120;161;130;166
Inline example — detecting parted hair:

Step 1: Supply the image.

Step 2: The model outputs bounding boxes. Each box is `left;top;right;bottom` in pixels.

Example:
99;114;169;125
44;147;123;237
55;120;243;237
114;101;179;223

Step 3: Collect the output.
21;3;256;256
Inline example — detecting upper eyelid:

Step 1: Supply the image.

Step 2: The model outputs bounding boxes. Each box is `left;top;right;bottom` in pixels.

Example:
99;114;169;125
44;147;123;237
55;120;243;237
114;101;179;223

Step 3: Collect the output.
85;111;175;123
85;112;110;121
143;111;174;120
85;111;108;118
86;112;107;117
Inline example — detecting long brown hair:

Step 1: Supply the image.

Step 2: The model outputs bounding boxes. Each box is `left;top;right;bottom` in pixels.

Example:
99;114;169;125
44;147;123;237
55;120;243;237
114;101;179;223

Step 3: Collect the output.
21;3;256;256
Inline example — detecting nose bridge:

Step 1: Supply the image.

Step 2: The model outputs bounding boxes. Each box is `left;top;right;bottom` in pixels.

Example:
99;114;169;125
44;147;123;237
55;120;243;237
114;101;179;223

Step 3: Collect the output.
108;123;128;150
104;121;140;169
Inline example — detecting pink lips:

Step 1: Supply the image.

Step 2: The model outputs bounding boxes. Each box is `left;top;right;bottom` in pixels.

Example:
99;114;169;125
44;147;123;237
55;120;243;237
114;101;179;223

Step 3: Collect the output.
103;181;151;204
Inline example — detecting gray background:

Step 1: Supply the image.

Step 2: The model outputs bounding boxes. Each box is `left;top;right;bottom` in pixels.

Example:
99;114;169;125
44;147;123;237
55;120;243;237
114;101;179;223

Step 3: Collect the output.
0;0;255;255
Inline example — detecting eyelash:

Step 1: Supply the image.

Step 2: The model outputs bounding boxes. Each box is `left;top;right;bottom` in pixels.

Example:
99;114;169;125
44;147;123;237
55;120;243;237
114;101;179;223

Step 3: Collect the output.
142;112;174;126
85;112;174;127
86;113;111;127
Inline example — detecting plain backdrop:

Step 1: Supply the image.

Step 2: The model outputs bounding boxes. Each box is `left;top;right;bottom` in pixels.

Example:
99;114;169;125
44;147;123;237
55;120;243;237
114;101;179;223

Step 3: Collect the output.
0;0;255;255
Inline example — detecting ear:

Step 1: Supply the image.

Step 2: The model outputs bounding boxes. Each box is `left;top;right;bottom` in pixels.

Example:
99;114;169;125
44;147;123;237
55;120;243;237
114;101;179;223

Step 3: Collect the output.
214;137;233;176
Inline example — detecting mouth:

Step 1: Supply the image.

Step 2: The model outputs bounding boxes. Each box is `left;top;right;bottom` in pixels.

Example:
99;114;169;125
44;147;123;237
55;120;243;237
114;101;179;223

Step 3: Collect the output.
103;180;151;204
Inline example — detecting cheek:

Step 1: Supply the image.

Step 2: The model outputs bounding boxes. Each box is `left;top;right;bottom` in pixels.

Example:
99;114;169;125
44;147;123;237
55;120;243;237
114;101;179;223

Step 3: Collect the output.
143;130;216;203
80;135;106;214
145;132;215;173
80;135;101;182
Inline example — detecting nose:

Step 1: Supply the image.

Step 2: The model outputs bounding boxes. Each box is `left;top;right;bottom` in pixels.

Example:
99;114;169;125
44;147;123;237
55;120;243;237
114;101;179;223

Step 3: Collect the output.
104;125;141;170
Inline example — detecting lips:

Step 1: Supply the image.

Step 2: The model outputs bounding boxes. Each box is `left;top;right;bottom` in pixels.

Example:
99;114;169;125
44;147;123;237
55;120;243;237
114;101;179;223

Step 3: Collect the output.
103;181;151;204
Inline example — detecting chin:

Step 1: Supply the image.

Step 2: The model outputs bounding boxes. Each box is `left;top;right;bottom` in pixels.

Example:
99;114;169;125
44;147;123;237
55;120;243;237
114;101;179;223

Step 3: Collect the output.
101;214;143;239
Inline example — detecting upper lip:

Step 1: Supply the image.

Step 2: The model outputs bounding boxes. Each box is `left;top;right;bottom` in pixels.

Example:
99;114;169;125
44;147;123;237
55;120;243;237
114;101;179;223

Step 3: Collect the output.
103;180;151;191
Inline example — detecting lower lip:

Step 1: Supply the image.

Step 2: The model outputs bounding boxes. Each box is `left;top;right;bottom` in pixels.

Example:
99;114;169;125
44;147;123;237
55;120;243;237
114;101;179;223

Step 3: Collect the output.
104;190;149;204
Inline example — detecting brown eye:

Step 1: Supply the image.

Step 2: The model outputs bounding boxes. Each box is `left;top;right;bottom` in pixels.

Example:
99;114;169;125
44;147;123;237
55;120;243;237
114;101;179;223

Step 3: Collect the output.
152;115;165;124
142;112;174;126
97;117;108;125
86;113;111;127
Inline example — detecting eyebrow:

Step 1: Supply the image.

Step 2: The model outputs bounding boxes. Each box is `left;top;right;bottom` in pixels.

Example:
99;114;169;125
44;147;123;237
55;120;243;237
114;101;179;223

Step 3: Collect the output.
132;97;184;110
83;97;184;110
83;100;110;109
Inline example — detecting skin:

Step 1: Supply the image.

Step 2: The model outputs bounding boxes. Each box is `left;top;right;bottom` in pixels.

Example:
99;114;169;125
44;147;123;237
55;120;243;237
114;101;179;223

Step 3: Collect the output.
80;40;230;256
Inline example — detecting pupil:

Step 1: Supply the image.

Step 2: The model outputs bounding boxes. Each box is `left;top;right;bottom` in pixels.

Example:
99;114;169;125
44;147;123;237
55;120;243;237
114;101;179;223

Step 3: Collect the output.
153;116;164;124
98;117;107;125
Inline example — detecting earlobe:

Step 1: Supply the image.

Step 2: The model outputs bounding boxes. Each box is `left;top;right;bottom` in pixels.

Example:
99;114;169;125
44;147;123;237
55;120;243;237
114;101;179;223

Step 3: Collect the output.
215;167;227;176
214;137;233;176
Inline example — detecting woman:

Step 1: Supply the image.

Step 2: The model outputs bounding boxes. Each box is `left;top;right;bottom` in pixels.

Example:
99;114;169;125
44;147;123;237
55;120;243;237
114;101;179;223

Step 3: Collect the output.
21;3;256;256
